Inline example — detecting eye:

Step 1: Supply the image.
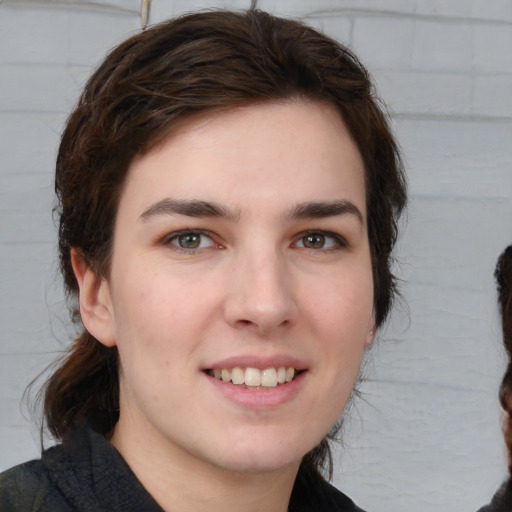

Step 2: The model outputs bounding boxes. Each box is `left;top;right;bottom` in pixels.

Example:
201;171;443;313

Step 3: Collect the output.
294;231;346;251
302;233;327;249
165;230;216;251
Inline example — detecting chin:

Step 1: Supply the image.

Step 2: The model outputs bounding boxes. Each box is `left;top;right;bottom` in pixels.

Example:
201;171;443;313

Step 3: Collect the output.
206;436;314;474
215;454;301;474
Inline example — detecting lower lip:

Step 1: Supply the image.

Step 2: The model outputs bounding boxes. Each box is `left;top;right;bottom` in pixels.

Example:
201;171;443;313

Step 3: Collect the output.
204;371;306;410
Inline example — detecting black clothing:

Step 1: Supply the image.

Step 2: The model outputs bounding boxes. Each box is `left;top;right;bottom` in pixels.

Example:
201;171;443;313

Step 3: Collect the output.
477;480;512;512
0;423;365;511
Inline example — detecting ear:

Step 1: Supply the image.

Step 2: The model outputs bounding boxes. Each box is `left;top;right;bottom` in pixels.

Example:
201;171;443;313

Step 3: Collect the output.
71;248;116;347
364;311;376;349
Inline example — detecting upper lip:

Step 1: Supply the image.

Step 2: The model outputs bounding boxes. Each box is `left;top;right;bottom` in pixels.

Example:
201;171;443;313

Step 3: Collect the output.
204;355;308;371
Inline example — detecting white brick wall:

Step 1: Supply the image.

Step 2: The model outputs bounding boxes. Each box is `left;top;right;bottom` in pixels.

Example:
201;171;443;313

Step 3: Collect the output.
1;1;511;511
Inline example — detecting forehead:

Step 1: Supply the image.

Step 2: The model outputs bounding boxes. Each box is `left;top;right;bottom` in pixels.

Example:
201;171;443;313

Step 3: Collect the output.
119;99;366;219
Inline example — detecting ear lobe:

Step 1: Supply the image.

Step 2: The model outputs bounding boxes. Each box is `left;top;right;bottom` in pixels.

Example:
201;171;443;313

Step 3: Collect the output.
71;248;116;347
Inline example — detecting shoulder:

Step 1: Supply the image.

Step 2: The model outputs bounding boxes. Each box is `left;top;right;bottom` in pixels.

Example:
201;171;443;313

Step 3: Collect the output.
0;425;96;511
0;458;58;511
477;479;512;512
314;479;367;512
1;423;163;512
290;466;367;512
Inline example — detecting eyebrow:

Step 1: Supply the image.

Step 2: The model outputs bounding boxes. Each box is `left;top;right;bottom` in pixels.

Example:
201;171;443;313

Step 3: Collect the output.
139;198;364;225
139;198;241;222
288;200;364;225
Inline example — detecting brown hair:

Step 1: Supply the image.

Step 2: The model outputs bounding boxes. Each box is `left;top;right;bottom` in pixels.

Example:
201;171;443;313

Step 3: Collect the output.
43;8;407;478
496;246;512;475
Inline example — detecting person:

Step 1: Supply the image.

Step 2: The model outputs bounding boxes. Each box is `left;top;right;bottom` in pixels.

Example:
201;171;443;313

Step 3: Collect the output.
0;8;407;512
478;245;512;512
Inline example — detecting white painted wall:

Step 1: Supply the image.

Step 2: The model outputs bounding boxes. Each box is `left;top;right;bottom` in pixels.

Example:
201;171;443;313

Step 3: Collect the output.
0;1;511;511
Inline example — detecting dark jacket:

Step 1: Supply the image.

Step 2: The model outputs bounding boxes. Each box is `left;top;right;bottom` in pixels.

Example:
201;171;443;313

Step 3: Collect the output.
477;480;512;512
0;423;365;511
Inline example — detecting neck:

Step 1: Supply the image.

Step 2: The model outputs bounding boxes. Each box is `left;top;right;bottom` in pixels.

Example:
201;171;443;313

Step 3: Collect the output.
110;416;300;512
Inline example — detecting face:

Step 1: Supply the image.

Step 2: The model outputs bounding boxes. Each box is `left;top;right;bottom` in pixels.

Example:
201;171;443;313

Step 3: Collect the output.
84;100;374;475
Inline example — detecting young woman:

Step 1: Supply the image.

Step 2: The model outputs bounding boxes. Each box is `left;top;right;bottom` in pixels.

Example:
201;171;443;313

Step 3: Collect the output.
0;9;407;512
478;245;512;512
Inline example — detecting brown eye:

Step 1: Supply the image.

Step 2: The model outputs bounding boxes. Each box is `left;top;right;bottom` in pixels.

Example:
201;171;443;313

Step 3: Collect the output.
302;233;325;249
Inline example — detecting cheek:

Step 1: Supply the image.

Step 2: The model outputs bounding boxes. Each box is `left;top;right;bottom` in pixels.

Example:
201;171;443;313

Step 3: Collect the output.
313;273;373;333
110;264;220;356
308;271;373;378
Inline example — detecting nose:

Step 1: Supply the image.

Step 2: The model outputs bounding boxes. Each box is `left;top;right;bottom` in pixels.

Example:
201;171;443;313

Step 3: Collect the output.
223;247;299;336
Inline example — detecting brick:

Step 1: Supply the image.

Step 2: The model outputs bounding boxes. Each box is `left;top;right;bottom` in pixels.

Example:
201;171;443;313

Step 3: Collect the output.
472;0;512;23
394;118;512;199
373;283;505;389
336;381;504;512
0;5;140;67
0;112;63;175
472;75;512;118
150;0;248;23
260;0;512;23
259;0;421;18
0;424;41;472
0;64;81;113
0;242;68;356
0;6;70;65
0;172;53;213
100;0;141;12
0;243;57;298
0;210;55;244
0;301;60;355
374;69;472;116
474;24;512;74
411;19;473;72
302;15;352;45
352;17;415;70
399;196;512;292
67;65;95;97
0;353;55;399
66;11;140;67
414;0;473;19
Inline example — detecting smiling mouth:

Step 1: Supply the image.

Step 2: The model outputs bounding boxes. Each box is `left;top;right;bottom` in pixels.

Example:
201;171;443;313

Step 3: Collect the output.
205;367;302;389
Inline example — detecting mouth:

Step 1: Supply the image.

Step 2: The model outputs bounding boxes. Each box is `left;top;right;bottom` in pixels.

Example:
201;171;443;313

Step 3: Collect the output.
205;367;303;389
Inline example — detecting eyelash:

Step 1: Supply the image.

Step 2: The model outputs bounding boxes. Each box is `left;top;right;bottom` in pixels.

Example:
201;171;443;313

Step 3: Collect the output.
162;228;347;255
161;229;219;254
293;230;348;252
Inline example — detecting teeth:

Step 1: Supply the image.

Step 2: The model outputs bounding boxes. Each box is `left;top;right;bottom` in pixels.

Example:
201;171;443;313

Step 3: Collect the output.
261;368;277;387
231;367;244;385
245;367;261;387
210;366;297;388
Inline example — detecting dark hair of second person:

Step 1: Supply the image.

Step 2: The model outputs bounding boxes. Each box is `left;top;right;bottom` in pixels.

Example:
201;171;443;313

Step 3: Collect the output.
497;246;512;474
477;245;512;512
